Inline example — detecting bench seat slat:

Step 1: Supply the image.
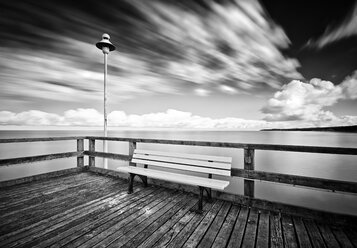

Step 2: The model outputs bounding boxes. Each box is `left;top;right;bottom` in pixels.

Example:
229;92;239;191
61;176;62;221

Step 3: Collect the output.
117;166;230;190
132;158;231;176
134;149;232;163
133;154;231;170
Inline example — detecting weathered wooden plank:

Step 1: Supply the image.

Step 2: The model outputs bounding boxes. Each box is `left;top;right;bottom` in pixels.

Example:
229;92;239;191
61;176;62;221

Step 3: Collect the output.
135;196;198;248
304;219;327;248
89;191;183;248
318;224;340;248
152;200;215;248
84;151;130;161
22;187;159;248
344;228;357;247
270;212;284;248
0;171;87;197
177;200;224;248
198;201;231;248
166;200;222;248
76;189;180;248
227;206;249;248
232;168;357;194
0;176;106;215
103;193;187;248
281;214;298;248
244;148;255;198
0;151;83;166
293;217;312;248
0;137;84;143
3;187;133;248
84;136;357;155
117;195;196;248
256;210;270;248
41;187;157;248
0;176;107;218
0;172;97;199
241;208;259;248
77;138;84;167
331;227;354;248
0;177;121;235
0;190;122;247
211;205;240;248
221;193;357;227
61;187;166;248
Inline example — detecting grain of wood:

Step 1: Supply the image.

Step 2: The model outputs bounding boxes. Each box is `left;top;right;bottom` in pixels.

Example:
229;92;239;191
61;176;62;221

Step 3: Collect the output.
91;191;184;248
241;208;259;248
281;214;298;248
270;212;284;248
256;210;269;248
31;187;160;248
292;217;312;248
304;219;327;248
118;195;196;248
211;204;240;248
197;201;231;248
227;206;249;248
318;223;340;248
331;226;354;248
152;200;215;248
135;196;198;248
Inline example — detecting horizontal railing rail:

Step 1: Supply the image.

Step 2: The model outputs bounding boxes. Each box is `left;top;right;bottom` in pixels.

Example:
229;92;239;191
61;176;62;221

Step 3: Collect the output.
0;136;356;196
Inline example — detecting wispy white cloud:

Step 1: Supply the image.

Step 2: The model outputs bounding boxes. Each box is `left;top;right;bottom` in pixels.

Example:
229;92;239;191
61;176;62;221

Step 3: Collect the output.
262;71;357;126
0;0;302;111
0;108;278;130
308;3;357;48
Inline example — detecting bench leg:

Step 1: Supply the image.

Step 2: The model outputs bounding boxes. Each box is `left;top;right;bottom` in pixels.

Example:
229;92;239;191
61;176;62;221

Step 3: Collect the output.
197;186;204;214
138;175;148;187
204;188;213;202
128;173;135;194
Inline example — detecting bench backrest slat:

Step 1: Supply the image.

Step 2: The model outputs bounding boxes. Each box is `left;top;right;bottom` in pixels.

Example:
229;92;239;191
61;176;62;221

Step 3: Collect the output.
132;158;231;176
134;149;232;163
132;149;231;176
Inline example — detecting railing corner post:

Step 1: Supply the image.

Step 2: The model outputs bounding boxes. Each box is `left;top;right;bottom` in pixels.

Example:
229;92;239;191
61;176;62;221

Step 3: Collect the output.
77;139;84;168
89;139;95;167
129;141;137;167
244;148;255;198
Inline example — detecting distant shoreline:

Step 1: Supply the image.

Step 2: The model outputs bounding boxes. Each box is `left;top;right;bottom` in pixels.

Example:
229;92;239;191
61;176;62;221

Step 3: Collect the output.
261;125;357;133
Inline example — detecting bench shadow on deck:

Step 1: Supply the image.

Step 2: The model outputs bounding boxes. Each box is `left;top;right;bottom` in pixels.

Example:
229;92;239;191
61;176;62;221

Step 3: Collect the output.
0;172;356;248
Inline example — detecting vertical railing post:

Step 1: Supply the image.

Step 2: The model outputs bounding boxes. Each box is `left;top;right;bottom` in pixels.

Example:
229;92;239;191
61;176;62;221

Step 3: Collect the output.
77;139;84;167
89;139;95;167
129;141;136;167
244;148;255;198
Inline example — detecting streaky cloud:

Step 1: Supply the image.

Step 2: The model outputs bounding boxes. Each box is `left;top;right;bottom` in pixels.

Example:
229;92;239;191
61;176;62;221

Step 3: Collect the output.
307;3;357;49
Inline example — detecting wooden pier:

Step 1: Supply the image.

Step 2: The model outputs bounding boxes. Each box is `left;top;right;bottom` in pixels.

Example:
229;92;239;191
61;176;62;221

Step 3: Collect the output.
0;136;356;247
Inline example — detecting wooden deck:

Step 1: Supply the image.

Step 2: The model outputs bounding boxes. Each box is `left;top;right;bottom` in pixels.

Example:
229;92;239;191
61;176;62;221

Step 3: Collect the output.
0;172;356;248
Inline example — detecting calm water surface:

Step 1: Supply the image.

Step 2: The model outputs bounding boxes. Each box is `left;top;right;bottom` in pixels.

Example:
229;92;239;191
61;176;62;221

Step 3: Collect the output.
0;130;356;215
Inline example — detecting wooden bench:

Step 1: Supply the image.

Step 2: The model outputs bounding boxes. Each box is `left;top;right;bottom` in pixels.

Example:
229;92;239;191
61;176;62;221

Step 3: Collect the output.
117;149;232;212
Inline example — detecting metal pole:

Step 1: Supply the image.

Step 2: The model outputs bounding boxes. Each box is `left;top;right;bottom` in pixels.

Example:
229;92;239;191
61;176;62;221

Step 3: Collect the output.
96;33;115;170
103;52;108;169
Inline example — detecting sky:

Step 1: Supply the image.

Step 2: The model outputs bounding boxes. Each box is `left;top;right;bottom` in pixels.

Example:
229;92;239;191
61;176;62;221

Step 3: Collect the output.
0;0;356;130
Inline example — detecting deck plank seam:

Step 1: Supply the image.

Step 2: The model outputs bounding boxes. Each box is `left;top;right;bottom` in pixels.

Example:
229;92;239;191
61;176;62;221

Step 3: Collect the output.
0;176;117;213
57;187;166;248
221;205;242;248
119;194;196;248
76;189;180;248
105;191;188;248
36;187;163;248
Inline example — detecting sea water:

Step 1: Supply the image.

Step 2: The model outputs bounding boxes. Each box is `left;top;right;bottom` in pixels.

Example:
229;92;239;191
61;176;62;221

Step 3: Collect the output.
0;130;356;215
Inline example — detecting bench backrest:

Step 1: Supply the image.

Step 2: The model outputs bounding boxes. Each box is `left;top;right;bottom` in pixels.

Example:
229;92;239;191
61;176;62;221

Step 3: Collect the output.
132;149;232;176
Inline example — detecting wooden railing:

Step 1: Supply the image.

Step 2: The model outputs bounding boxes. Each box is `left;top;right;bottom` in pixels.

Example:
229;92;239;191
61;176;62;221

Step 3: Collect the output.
1;136;356;216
